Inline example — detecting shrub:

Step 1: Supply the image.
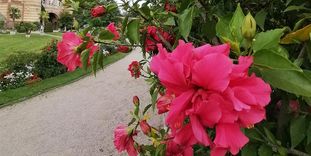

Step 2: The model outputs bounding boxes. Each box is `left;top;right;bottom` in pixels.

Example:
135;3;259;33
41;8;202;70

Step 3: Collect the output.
0;21;4;30
44;22;53;32
0;52;39;91
34;39;67;79
15;22;26;33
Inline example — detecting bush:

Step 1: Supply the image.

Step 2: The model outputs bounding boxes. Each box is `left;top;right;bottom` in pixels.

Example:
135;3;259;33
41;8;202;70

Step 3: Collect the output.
44;22;53;32
0;21;4;30
15;22;26;33
0;52;39;91
34;39;67;79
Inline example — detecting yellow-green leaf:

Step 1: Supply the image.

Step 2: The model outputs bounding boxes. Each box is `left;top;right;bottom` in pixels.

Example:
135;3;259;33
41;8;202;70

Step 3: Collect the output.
281;24;311;44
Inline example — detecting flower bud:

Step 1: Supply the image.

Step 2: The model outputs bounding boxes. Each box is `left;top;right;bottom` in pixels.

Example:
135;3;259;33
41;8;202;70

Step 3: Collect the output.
139;120;151;136
242;13;256;40
133;96;140;106
91;5;106;17
289;100;299;113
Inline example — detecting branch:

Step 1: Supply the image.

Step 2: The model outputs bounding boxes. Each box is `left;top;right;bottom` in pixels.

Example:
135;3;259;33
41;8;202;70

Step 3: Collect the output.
156;30;173;51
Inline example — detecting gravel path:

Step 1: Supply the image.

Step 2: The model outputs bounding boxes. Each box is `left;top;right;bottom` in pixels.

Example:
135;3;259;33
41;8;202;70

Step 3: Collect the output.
0;50;151;156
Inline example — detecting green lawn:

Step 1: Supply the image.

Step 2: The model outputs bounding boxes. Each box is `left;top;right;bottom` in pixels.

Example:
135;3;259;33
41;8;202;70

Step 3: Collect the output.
0;34;58;63
0;53;127;107
46;32;63;37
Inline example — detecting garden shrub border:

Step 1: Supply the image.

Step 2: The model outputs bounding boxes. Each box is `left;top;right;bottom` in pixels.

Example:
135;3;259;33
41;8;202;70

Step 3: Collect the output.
0;52;127;108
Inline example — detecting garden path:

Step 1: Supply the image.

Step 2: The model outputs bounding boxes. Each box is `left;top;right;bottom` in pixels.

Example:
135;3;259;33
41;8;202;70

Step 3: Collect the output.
0;49;152;156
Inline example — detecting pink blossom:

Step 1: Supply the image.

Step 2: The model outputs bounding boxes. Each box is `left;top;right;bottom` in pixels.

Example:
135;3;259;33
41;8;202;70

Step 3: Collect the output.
156;93;174;114
150;40;272;155
107;22;120;40
114;124;137;156
57;32;98;71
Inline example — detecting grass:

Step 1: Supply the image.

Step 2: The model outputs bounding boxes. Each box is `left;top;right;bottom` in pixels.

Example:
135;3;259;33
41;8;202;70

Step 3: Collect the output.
46;32;63;37
0;53;127;107
0;34;57;63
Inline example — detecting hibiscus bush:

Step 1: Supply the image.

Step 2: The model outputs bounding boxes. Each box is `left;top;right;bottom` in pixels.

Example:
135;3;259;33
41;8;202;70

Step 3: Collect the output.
58;0;311;155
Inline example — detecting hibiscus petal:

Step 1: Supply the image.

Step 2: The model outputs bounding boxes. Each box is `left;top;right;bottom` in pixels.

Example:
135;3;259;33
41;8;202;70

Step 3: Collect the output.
190;115;211;146
214;123;249;155
194;43;230;60
238;106;266;126
210;147;227;156
166;90;195;128
196;94;222;127
173;124;198;146
192;53;232;92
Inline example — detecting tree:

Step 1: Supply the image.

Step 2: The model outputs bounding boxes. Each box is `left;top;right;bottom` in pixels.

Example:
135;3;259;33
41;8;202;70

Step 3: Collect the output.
9;7;21;30
39;11;49;30
59;11;73;31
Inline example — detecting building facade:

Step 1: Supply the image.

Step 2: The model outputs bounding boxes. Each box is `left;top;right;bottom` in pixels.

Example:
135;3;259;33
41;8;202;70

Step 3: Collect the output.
0;0;63;28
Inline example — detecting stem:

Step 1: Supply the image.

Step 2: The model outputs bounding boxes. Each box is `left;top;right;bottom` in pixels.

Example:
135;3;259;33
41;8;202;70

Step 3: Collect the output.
156;30;173;51
287;148;309;156
94;40;140;47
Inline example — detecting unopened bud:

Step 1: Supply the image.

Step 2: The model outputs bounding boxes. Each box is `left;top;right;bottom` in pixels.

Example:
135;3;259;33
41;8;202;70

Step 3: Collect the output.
139;120;151;136
242;13;256;40
133;96;140;106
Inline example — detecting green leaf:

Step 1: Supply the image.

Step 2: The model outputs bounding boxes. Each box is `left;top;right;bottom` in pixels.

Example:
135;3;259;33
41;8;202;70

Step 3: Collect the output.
264;127;277;144
164;17;175;26
258;145;273;156
253;28;285;53
216;14;233;40
260;69;311;97
254;50;302;71
242;143;258;156
121;16;129;35
99;30;115;40
106;3;118;12
91;52;99;76
126;19;140;44
307;121;311;144
245;128;264;142
255;9;267;30
178;7;194;40
290;116;307;148
284;5;311;12
97;51;104;69
81;49;90;72
229;3;245;42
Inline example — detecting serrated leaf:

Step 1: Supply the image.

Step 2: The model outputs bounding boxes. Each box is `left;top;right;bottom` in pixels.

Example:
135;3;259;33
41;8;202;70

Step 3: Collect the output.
99;30;115;40
253;28;285;53
290;116;307;148
81;49;90;72
254;49;302;71
178;7;194;40
281;24;311;44
258;145;273;156
91;52;99;76
126;19;140;44
255;9;267;30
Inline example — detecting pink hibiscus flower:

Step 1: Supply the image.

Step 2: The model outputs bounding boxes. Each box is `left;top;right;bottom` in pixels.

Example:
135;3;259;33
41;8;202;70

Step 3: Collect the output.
114;124;138;156
57;32;98;71
107;22;120;40
150;40;272;155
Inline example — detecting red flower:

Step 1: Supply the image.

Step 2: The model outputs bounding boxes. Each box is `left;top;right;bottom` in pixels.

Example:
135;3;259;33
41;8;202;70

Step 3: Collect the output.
139;120;151;136
157;93;174;114
117;45;130;53
114;124;138;156
57;32;98;71
107;22;120;40
145;26;174;52
150;40;272;155
165;2;177;13
91;5;106;17
128;61;141;79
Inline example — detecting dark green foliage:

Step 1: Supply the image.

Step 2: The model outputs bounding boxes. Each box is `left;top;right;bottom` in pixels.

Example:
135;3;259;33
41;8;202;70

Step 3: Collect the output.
59;11;73;30
34;39;67;79
44;22;53;32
